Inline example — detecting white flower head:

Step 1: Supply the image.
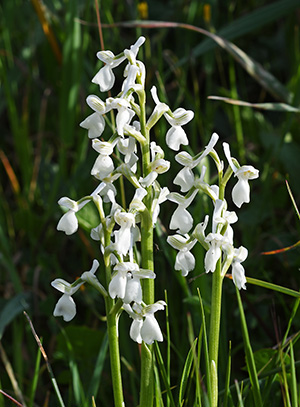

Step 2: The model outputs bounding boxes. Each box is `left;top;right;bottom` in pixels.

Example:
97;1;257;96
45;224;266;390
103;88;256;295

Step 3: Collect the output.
109;262;155;303
92;51;126;92
223;142;259;208
232;246;248;290
167;234;197;276
51;260;99;322
124;300;166;344
56;198;79;235
204;233;226;273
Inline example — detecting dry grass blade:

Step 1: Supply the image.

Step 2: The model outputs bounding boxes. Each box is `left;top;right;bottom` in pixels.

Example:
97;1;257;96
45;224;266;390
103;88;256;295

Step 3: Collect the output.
0;343;27;407
30;0;62;64
24;312;66;407
208;96;300;112
99;20;292;103
0;390;24;407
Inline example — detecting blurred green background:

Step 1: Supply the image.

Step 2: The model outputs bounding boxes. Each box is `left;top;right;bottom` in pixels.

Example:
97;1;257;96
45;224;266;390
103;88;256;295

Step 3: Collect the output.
1;0;300;406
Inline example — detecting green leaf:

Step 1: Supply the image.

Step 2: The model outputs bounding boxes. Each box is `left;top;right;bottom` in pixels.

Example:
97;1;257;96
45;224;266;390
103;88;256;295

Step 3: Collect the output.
245;277;300;298
0;293;31;340
154;342;176;407
236;288;263;407
178;338;197;404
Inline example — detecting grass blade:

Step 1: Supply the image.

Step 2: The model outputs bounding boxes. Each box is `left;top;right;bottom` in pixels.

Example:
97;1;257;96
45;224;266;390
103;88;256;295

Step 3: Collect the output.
236;288;262;407
178;338;197;405
0;343;27;407
229;276;300;298
102;20;293;103
28;340;42;407
223;341;232;407
24;312;66;407
154;342;176;407
289;340;298;407
197;288;211;406
0;293;30;340
207;96;300;113
85;333;108;405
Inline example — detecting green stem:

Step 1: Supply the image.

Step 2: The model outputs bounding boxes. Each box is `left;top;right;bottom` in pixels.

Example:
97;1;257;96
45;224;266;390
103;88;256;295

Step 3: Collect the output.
102;219;124;407
208;259;224;407
138;85;155;407
105;296;124;407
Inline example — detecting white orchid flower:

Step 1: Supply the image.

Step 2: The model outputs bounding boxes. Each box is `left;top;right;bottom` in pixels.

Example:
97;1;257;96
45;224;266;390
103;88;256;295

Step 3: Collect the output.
124;300;166;344
150;86;194;151
167;234;197;276
173;166;195;193
231;246;248;290
91;154;114;180
108;262;155;303
92;50;126;92
173;134;219;193
51;260;99;322
56;197;91;236
79;112;105;139
92;36;145;92
113;210;136;256
223;142;259;208
204;233;226;273
168;190;198;234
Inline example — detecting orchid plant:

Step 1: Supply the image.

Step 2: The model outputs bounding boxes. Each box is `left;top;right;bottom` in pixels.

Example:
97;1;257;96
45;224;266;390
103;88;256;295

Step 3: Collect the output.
53;36;259;407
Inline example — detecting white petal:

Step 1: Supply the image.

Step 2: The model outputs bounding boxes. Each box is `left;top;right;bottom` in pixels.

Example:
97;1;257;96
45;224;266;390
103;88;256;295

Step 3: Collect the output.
116;106;135;137
57;197;78;211
91;155;114;180
223;142;238;173
204;244;222;273
165;108;194;126
166;126;189;151
175;151;194;167
234;246;248;263
174;167;194;192
92;65;115;92
232;262;247;290
236;165;259;181
57;211;78;235
151;159;170;174
232;178;250;208
123;276;142;304
92;139;114;155
175;251;195;276
141;315;163;344
130;319;143;344
95;50;115;64
108;271;127;299
169;206;193;234
53;294;76;322
86;95;106;114
79;113;105;139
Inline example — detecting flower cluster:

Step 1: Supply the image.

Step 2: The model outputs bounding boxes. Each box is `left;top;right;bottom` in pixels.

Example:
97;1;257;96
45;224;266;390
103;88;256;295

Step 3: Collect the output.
52;36;189;345
167;133;259;289
52;36;258;349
